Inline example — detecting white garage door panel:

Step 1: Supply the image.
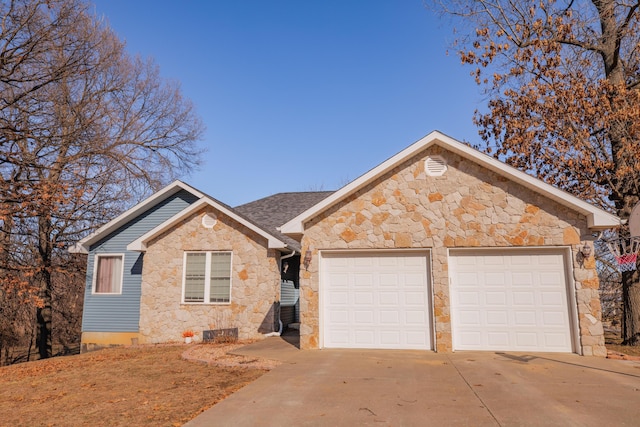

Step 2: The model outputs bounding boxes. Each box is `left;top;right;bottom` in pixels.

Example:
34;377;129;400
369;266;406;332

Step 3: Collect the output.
450;251;573;352
323;253;431;350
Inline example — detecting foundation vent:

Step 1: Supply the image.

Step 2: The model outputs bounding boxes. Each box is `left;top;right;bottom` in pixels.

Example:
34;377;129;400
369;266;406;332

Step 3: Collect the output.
425;156;447;177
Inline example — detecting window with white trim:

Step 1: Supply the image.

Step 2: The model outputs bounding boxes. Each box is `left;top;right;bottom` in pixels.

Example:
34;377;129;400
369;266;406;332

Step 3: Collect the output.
93;254;124;294
183;251;232;304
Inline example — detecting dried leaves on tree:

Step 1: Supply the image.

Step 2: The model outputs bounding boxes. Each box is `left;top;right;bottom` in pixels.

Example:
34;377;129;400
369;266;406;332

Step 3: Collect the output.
0;0;204;362
437;0;640;344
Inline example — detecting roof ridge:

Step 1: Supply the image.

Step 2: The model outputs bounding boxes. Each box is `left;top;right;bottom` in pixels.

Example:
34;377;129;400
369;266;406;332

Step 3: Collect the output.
235;190;334;207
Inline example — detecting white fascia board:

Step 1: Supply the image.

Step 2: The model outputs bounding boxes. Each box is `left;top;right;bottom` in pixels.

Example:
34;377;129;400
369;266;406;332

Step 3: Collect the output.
280;133;441;234
587;211;621;230
69;180;205;254
127;197;288;252
436;133;620;229
280;130;620;234
68;243;89;254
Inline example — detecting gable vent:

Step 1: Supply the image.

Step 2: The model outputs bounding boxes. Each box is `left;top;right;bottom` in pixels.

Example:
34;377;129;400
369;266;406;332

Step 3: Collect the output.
202;213;217;229
425;156;447;177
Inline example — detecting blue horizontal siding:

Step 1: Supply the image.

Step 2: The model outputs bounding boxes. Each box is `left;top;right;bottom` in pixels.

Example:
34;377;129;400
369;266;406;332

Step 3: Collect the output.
280;280;299;307
82;189;199;333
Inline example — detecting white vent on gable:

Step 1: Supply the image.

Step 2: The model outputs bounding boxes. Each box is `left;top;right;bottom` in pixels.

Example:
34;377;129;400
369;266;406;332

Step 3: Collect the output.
425;156;447;176
202;213;217;229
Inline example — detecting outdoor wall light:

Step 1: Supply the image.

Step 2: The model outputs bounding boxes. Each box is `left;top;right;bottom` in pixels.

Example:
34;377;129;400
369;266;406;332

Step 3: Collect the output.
303;250;312;271
580;243;592;258
577;243;592;267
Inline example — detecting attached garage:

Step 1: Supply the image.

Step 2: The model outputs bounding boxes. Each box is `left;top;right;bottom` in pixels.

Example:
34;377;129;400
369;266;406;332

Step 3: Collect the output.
449;249;576;353
320;251;432;350
282;131;619;355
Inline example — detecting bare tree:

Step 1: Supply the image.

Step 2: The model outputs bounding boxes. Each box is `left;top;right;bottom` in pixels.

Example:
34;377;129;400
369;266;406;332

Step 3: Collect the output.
0;0;204;359
435;0;640;345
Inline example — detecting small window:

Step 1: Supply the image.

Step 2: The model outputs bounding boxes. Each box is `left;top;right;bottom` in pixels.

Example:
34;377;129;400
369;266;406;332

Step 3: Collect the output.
183;251;232;304
93;254;124;294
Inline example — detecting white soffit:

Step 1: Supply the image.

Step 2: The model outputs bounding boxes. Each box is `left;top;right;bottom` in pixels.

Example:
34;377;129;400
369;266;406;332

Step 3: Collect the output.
279;131;620;234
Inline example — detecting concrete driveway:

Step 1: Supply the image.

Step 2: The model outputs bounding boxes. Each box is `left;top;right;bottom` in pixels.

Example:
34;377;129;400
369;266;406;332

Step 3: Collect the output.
185;336;640;426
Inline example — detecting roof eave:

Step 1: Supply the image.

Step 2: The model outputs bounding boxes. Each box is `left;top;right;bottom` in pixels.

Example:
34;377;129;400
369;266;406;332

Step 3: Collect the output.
588;212;620;230
127;197;289;252
69;180;204;253
438;135;621;230
68;243;89;254
280;130;621;234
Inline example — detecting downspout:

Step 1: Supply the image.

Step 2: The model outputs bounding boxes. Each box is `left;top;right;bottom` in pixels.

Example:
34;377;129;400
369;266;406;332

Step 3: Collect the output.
264;248;298;337
280;248;298;268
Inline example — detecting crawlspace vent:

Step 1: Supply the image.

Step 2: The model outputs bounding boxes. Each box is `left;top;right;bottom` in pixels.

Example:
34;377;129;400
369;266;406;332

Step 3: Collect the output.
425;156;447;177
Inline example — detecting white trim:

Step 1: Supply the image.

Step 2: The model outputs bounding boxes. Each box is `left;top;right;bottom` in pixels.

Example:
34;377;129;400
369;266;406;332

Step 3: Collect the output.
447;246;578;354
280;131;620;234
181;251;233;305
127;197;288;252
91;253;125;295
69;181;204;254
566;247;582;355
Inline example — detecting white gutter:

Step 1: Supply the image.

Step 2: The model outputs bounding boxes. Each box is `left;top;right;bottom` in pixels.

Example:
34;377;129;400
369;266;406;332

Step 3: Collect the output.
279;248;298;272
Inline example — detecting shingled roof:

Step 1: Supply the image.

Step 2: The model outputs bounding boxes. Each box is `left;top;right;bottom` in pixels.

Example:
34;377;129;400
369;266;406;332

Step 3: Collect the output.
235;191;334;251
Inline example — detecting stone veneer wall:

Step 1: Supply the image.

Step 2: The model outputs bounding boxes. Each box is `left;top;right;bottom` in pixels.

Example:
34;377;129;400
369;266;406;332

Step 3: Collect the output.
299;146;605;356
138;208;281;343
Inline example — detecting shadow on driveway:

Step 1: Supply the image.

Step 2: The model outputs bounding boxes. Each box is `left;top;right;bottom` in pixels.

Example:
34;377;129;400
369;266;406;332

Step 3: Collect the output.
495;352;640;379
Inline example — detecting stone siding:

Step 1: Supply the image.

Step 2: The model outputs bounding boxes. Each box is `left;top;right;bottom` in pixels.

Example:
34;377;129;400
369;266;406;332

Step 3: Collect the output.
300;146;605;356
138;207;281;343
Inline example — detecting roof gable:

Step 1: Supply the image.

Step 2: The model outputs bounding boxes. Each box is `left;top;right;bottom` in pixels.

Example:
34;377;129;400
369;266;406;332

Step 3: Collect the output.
69;181;204;254
70;180;298;254
279;131;620;235
126;196;290;252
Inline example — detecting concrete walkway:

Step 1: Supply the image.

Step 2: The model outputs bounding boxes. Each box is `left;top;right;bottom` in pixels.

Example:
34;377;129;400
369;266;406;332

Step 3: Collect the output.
185;336;640;426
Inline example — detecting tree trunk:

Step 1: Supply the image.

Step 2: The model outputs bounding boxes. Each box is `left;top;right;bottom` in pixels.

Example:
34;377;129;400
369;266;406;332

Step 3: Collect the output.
35;215;53;359
27;322;35;362
35;271;53;359
602;11;640;344
622;264;640;345
611;163;640;346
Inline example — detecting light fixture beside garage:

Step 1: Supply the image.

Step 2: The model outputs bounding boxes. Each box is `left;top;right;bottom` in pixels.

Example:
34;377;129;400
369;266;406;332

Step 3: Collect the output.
580;243;592;258
425;155;447;176
577;242;592;267
303;248;313;270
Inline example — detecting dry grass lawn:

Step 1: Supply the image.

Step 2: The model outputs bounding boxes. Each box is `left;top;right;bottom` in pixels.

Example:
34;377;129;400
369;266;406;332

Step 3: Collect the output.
4;331;639;426
605;330;640;358
0;344;268;427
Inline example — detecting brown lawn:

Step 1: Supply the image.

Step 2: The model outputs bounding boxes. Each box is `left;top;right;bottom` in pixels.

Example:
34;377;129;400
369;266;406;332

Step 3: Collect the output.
0;344;267;427
4;332;639;427
605;331;640;358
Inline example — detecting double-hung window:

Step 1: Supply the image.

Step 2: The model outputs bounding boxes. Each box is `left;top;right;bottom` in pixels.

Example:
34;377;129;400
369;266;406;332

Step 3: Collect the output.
183;251;232;304
93;254;124;294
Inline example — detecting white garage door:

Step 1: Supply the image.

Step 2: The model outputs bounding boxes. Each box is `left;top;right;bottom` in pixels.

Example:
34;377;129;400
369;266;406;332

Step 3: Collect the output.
322;252;431;350
450;250;574;352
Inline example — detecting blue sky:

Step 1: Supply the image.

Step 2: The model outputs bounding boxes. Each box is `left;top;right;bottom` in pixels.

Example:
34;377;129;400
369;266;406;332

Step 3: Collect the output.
91;0;484;206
